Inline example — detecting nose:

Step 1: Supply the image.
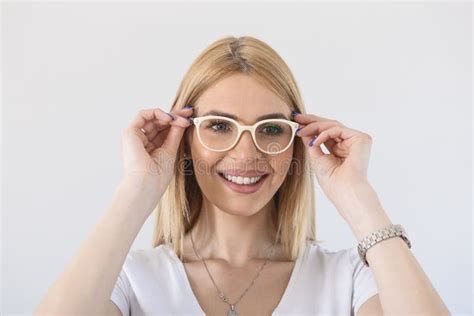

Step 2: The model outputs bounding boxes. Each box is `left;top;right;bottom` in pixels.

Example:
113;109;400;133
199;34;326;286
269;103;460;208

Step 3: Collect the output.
229;130;260;159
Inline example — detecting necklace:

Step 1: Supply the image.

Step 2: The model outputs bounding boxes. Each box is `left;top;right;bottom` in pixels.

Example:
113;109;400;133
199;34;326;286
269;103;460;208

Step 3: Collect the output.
190;230;277;316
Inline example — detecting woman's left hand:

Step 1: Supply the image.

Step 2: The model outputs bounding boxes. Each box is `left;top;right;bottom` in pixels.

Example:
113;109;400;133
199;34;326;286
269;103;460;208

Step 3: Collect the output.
293;112;383;224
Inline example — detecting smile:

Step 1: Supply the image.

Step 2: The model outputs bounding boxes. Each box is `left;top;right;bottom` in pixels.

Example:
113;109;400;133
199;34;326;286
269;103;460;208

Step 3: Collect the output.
217;172;269;194
221;173;263;185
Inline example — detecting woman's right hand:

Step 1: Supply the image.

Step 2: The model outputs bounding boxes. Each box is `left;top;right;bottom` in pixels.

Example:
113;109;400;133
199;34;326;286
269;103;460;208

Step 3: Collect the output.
120;106;193;202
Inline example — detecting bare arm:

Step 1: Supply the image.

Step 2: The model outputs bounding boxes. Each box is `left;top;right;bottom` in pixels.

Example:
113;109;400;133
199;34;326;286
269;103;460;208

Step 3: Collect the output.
293;113;450;315
34;106;193;315
349;183;451;316
34;176;156;314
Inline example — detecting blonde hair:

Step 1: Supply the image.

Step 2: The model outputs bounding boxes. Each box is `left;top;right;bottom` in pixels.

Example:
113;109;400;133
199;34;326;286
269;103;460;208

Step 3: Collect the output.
152;35;322;261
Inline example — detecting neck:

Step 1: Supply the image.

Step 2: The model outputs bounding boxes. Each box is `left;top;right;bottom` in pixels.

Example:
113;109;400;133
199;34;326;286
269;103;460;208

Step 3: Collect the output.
188;197;278;267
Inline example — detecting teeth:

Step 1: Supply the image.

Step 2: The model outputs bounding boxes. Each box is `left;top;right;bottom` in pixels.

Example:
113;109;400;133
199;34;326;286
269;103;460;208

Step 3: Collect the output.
222;174;263;185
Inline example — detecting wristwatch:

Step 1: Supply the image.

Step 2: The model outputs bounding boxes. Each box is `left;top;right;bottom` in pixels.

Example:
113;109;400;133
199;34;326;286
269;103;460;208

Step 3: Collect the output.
357;224;412;267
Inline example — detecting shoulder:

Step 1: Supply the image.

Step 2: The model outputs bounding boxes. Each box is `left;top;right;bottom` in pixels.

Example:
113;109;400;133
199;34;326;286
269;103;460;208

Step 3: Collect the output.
121;243;176;273
292;242;370;298
304;242;361;272
306;242;356;260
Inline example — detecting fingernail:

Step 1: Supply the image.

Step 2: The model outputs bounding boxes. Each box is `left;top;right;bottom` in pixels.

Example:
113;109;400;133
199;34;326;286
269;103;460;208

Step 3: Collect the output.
309;136;317;147
166;113;175;121
291;111;301;117
296;127;302;135
184;105;193;109
187;117;194;124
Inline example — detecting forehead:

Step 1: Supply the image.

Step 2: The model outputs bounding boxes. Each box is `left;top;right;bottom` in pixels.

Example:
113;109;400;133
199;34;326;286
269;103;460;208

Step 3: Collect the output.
194;74;291;123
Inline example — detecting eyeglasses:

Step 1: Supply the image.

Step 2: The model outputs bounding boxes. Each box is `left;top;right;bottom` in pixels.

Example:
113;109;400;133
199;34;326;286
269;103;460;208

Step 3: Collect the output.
189;115;300;155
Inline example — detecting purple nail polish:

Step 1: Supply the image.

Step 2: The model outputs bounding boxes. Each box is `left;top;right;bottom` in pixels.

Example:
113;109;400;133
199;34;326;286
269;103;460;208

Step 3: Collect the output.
309;136;317;147
296;127;302;134
184;105;193;109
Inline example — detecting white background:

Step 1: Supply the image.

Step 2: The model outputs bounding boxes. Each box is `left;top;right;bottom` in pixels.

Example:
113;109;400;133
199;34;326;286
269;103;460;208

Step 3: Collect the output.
2;2;472;315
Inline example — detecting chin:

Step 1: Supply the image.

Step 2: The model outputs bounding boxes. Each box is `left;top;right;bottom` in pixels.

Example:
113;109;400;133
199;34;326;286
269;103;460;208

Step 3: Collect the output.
216;203;264;217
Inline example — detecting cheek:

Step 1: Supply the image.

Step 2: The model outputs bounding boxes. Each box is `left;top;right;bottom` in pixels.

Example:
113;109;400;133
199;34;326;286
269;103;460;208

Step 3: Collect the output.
269;149;294;181
189;141;222;182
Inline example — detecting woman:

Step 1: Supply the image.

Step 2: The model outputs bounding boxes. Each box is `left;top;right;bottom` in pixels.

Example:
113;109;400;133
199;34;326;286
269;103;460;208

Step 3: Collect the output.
35;36;450;315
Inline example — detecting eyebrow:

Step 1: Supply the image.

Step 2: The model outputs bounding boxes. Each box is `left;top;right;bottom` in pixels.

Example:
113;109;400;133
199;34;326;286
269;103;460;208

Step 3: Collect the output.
198;109;290;122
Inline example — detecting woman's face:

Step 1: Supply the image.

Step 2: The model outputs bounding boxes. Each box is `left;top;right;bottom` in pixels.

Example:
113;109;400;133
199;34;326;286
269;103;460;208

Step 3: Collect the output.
186;73;295;216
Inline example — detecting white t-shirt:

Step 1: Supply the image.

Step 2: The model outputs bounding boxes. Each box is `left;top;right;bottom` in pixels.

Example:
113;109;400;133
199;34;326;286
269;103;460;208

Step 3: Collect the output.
111;242;379;315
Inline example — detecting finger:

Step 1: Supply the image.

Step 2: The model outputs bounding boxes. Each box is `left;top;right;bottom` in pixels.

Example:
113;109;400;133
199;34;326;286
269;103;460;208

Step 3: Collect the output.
311;126;359;149
167;111;193;128
129;107;173;129
141;122;158;140
129;106;192;130
171;106;194;117
122;126;149;147
141;121;156;133
144;106;194;142
149;105;194;148
150;124;187;161
322;139;338;154
145;117;190;144
145;141;157;153
296;120;343;137
140;119;173;143
302;134;340;159
150;126;169;148
293;113;346;143
145;108;193;134
296;121;339;153
166;104;194;126
301;135;325;158
156;107;193;133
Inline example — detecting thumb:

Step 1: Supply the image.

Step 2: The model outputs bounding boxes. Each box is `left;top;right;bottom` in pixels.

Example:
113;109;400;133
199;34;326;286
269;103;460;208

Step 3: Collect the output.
302;136;325;159
161;124;187;157
148;125;186;174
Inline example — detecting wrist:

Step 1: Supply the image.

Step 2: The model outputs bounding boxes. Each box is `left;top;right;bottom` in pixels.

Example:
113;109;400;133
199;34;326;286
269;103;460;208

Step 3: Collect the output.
336;181;382;218
117;175;162;216
349;209;393;241
334;181;393;240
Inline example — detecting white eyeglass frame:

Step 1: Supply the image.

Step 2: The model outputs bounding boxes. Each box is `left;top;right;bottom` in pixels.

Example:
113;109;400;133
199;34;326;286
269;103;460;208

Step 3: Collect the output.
189;115;300;155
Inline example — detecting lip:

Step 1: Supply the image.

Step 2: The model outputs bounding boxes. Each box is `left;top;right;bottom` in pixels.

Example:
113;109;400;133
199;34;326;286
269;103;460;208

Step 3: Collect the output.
217;172;269;194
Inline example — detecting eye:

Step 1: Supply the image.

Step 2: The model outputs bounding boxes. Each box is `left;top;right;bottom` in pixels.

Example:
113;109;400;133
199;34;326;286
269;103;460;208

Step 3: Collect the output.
260;124;283;135
206;120;231;133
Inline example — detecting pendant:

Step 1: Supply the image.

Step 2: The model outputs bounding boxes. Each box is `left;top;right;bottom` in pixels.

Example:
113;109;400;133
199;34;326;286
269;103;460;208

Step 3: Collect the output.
227;304;237;316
